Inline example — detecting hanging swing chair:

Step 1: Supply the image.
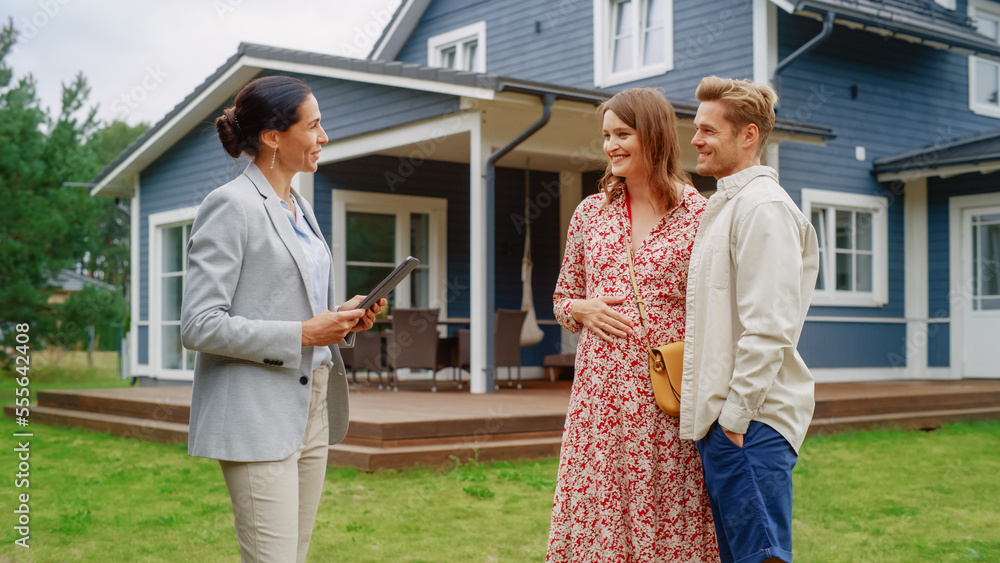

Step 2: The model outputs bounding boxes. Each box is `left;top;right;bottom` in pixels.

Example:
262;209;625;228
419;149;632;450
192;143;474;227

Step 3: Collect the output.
519;162;545;347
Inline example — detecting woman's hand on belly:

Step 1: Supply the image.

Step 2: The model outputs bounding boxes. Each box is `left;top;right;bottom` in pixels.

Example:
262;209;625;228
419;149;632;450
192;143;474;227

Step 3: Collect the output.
570;296;635;343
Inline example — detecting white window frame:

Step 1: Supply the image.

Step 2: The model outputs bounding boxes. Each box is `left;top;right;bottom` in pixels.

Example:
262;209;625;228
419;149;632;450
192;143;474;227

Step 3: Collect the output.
427;21;486;72
934;0;956;10
330;190;448;318
969;0;1000;118
593;0;674;87
148;206;199;380
801;189;889;307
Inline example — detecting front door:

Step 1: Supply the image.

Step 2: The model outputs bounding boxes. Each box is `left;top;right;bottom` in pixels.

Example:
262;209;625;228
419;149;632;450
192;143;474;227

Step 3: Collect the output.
963;206;1000;377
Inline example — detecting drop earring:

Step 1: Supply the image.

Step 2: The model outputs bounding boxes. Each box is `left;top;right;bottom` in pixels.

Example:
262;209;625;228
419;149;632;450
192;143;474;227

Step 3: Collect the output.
270;146;277;169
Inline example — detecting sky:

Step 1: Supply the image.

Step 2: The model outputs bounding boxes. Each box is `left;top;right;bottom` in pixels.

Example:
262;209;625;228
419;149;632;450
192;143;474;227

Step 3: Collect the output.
4;0;400;127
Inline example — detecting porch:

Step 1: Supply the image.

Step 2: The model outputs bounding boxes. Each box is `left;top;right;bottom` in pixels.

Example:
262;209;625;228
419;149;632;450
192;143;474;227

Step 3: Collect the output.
7;378;1000;472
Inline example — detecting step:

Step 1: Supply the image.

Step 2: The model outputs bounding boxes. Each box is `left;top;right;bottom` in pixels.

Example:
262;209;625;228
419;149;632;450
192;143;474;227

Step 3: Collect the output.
341;428;564;448
814;386;1000;419
808;405;1000;436
346;413;566;443
4;404;189;445
38;388;191;424
329;436;564;472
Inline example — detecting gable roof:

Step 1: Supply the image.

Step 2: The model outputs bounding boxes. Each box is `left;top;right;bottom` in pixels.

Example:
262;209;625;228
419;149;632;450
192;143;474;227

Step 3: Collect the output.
774;0;1000;62
90;42;833;197
369;0;432;62
873;128;1000;180
48;269;115;293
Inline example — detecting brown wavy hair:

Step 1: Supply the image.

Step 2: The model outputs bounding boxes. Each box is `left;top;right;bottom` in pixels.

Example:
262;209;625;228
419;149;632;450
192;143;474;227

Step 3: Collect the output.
597;88;689;210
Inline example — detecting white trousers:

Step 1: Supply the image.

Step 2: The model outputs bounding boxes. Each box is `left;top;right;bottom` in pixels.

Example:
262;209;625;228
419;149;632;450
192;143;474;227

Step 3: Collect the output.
220;364;330;563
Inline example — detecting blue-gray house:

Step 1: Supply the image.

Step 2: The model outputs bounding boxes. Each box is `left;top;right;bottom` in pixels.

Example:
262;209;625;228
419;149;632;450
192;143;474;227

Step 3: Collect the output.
91;0;1000;390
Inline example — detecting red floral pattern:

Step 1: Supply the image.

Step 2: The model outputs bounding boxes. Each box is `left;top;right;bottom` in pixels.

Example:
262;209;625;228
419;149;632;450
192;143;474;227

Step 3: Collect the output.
547;186;718;563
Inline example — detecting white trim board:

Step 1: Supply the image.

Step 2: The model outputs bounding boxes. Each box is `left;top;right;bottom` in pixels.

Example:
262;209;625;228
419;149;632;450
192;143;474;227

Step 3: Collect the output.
810;367;955;383
319;111;479;165
904;178;929;379
241;56;497;101
147;206;200;381
129;175;142;378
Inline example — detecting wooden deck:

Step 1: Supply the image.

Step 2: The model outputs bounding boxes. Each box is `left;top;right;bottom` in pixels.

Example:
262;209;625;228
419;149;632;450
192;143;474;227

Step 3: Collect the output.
6;378;1000;471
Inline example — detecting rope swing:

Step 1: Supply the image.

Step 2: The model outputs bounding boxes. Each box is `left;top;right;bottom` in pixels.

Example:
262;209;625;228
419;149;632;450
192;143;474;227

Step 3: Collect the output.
520;160;545;347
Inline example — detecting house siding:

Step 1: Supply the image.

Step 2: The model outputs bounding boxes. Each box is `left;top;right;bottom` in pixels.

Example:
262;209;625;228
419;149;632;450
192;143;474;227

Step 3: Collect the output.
928;322;950;368
394;0;595;88
245;71;463;142
391;0;753;101
315;156;566;366
772;11;1000;369
274;72;462;142
799;321;907;368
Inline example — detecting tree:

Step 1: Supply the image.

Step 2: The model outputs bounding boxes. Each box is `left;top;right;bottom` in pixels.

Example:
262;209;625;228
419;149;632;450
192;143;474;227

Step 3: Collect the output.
0;18;110;357
78;121;149;294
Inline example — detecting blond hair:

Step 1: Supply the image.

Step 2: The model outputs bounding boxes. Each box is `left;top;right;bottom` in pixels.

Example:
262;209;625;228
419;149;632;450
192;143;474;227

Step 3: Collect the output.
695;76;778;157
597;87;689;211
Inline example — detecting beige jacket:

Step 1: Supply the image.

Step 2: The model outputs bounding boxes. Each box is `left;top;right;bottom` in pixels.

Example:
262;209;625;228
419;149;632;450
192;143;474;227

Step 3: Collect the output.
679;166;819;453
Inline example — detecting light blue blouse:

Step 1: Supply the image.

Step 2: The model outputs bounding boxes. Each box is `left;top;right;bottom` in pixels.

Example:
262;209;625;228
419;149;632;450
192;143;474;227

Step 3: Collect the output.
281;196;333;372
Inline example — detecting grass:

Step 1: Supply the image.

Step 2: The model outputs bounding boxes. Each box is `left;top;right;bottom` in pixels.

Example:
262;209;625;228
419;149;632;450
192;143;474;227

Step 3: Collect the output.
0;413;557;562
0;349;129;406
793;422;1000;562
0;358;998;561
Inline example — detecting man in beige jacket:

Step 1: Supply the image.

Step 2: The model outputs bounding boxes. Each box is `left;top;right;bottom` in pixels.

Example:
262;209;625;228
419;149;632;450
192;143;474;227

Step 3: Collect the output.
680;76;819;563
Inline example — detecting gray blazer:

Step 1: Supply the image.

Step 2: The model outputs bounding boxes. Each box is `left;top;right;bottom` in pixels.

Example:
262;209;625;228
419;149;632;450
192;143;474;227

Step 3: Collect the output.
182;162;352;462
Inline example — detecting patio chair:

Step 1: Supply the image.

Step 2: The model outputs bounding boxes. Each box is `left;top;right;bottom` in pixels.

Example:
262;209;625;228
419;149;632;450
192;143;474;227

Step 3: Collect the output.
386;308;441;392
349;329;388;389
456;328;472;388
495;309;528;389
455;309;529;390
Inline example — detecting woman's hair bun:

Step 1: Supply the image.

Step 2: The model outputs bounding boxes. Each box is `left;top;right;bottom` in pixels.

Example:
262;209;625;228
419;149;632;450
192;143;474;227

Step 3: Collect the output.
215;77;311;159
215;107;244;159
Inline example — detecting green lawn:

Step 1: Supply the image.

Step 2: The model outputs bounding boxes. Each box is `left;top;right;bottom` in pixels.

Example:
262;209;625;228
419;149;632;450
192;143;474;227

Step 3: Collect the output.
0;356;998;562
0;349;129;406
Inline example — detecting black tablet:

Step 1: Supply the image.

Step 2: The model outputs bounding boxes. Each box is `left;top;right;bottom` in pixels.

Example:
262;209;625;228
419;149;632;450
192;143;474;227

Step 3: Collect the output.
356;256;420;310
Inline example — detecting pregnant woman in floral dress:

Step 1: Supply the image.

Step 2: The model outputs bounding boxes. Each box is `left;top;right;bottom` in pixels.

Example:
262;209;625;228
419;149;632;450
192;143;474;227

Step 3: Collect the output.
547;88;719;563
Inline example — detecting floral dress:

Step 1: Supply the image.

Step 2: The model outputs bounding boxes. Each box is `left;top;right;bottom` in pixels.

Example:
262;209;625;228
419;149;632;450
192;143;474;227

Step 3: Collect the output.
547;186;718;563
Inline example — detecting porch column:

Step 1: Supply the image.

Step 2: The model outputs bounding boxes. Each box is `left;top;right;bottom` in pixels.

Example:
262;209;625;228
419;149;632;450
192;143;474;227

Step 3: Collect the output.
469;116;491;394
904;177;929;379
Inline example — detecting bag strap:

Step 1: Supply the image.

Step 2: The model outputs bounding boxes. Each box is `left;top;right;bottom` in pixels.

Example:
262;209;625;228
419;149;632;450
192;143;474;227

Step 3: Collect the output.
623;215;655;356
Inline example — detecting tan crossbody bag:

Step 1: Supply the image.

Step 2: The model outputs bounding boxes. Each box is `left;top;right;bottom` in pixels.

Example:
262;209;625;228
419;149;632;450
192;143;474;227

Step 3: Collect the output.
623;230;684;417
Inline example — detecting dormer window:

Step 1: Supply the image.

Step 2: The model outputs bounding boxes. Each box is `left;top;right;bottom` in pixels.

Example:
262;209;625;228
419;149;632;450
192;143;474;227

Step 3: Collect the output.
970;0;1000;118
428;21;486;72
594;0;673;87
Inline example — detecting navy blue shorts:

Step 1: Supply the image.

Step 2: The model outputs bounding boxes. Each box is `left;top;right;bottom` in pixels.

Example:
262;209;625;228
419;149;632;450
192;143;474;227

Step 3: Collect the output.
695;421;798;563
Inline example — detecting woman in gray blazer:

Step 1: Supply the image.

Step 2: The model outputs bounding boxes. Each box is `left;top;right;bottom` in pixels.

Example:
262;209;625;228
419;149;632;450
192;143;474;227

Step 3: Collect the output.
181;76;384;563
